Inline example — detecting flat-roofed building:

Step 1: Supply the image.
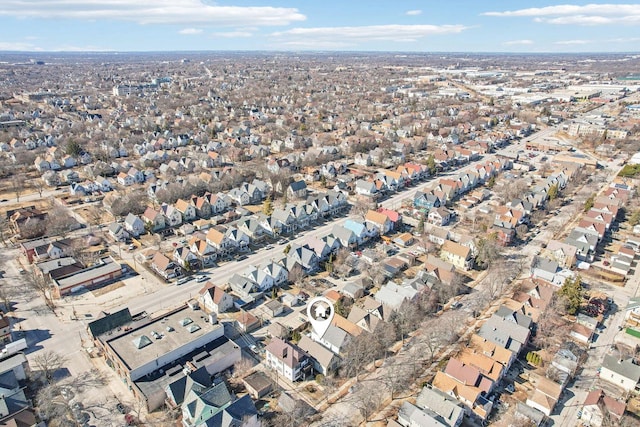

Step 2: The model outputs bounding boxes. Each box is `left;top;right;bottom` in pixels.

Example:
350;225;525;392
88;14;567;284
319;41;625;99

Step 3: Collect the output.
90;305;240;411
51;256;123;298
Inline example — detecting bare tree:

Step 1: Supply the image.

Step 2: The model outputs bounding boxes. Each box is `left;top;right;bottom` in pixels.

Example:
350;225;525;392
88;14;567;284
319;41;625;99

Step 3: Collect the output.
0;215;9;246
516;224;529;241
287;264;305;285
0;287;14;313
350;385;384;422
10;174;25;202
33;178;46;198
32;351;67;384
380;362;412;400
85;205;104;231
35;382;74;424
45;205;77;237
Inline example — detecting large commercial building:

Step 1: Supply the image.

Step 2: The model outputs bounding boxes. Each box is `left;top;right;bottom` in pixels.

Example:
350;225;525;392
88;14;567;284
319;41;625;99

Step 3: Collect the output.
89;305;241;411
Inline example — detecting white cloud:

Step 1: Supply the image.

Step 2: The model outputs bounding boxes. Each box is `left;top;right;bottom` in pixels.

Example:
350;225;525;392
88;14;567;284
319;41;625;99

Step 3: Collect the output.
554;39;591;45
502;39;534;46
212;31;253;38
0;1;306;26
271;24;467;45
52;44;113;51
277;40;354;50
0;41;40;50
406;10;422;16
483;4;640;26
607;37;640;43
179;28;203;35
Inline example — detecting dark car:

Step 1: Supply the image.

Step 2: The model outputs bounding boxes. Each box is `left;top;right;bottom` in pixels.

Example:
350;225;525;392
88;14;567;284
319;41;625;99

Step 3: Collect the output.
116;402;127;414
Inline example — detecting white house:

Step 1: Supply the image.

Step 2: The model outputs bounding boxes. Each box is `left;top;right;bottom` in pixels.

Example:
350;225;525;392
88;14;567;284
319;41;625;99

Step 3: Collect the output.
198;283;234;314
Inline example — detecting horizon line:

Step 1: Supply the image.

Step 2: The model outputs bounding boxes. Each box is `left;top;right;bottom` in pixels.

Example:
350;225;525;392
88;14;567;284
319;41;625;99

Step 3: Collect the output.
1;50;639;55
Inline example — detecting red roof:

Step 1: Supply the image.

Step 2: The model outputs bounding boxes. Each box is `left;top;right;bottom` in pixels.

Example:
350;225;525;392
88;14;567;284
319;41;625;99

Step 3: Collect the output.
377;208;400;222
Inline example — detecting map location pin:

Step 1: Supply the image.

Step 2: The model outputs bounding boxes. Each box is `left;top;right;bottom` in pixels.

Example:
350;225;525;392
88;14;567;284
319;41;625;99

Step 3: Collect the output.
307;296;334;338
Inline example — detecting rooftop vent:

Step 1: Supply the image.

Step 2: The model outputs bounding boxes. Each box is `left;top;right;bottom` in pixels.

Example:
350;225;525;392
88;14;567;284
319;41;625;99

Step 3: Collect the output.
132;335;152;349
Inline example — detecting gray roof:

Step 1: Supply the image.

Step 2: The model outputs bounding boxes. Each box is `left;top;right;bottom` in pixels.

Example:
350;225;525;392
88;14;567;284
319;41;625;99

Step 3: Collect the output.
477;314;530;354
494;306;533;329
398;401;448;427
298;335;336;368
532;257;559;274
415;386;464;427
515;402;546;426
228;273;257;297
602;354;640;383
289;180;307;192
166;366;212;406
321;324;348;350
88;308;132;338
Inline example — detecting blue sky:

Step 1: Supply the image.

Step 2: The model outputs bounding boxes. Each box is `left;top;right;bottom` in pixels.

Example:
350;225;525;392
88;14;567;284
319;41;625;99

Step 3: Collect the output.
0;1;639;52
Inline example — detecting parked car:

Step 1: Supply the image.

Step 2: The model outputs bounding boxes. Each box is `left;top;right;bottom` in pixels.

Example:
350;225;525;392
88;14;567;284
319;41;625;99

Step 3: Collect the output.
176;277;192;285
196;275;208;283
116;403;127;414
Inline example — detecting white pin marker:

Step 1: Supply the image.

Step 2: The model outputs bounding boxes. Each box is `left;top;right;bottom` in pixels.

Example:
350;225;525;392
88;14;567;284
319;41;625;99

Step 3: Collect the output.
307;296;334;338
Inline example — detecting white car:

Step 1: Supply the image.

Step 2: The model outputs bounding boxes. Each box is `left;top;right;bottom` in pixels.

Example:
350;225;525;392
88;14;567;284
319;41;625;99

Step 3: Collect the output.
196;275;208;283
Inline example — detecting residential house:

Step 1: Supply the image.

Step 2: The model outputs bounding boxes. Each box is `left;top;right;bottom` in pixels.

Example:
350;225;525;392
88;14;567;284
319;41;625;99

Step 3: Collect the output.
364;210;392;235
311;323;352;355
544;240;577;268
161;203;183;227
355;180;378;197
343;219;378;246
397;402;453;427
331;225;358;249
227;188;251;206
414;191;442;211
287;245;319;274
198;282;234;314
141;207;166;232
297;335;338;376
228;274;258;299
124;213;145;237
412;386;465;427
564;230;598;262
173;246;199;270
243;267;275;292
440;240;473;270
264;338;311;382
288;180;308;199
526;372;563;417
580;389;626;427
457;348;505;383
432;362;493;420
225;227;250;250
374;282;418;311
477;314;530;355
348;298;385;330
599;354;640;393
117;171;135;187
108;222;129;242
530;257;563;285
468;333;516;371
262;261;289;287
206;193;228;214
428;207;454;227
189;237;218;266
192;196;212;219
206;228;234;256
175;199;197;223
150;251;181;280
